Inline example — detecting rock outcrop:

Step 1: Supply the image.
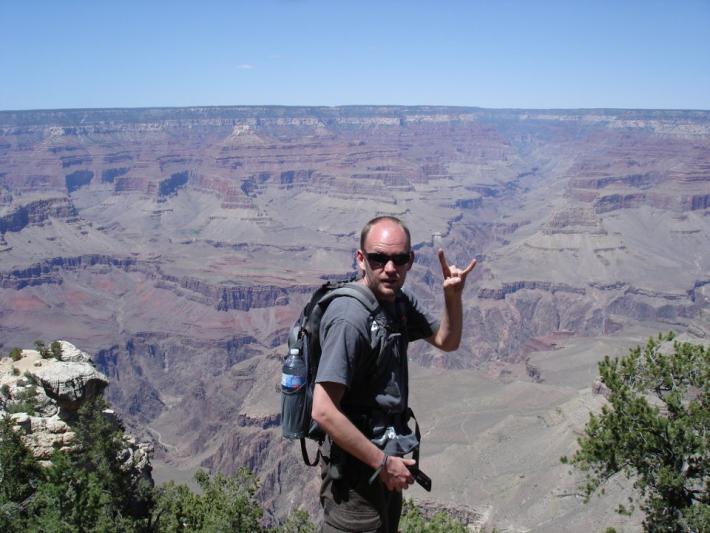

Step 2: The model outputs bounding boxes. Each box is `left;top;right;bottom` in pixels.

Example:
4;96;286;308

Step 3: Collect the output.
0;340;152;478
33;360;108;411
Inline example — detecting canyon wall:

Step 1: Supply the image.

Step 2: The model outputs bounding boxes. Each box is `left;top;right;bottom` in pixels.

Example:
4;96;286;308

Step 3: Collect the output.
1;106;708;526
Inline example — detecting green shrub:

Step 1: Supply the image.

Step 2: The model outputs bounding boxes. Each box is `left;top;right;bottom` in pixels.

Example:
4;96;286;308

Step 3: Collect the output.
9;347;22;362
50;341;62;361
25;397;154;532
273;509;317;533
0;417;43;532
6;385;38;416
153;468;319;532
399;499;469;532
34;340;51;359
154;468;264;532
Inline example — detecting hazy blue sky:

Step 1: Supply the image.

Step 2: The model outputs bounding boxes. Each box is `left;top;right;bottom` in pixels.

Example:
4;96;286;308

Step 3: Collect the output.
1;0;709;111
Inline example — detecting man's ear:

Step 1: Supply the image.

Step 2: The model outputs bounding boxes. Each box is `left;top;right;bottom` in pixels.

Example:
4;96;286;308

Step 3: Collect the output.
355;249;366;271
406;250;415;271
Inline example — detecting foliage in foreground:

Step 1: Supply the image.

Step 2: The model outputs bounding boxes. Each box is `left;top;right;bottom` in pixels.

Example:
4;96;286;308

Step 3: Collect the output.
399;498;469;532
0;399;317;532
2;397;154;532
562;333;709;532
0;417;43;530
1;396;471;532
155;469;264;532
154;470;316;533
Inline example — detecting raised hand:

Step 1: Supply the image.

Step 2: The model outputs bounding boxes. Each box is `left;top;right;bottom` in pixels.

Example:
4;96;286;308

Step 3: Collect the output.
437;249;476;297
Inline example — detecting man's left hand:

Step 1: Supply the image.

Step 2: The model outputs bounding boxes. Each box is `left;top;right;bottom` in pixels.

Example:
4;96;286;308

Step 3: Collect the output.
438;249;476;297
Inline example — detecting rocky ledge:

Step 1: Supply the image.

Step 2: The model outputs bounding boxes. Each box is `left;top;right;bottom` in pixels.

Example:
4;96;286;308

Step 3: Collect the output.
0;340;152;477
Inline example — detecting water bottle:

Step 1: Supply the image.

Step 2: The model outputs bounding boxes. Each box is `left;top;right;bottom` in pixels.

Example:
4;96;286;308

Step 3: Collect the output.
281;334;307;439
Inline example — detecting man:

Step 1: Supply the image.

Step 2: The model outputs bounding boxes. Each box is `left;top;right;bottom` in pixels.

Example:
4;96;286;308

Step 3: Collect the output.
312;216;476;532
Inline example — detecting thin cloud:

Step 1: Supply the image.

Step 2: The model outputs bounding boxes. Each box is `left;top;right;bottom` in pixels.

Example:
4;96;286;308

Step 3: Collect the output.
237;64;255;70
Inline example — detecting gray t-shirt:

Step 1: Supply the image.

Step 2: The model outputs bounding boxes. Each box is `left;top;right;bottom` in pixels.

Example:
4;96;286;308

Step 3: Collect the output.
315;285;438;418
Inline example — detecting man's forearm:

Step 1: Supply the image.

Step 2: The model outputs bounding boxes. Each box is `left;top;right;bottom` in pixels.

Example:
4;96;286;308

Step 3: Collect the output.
312;383;384;469
319;405;384;469
432;292;463;351
432;250;476;352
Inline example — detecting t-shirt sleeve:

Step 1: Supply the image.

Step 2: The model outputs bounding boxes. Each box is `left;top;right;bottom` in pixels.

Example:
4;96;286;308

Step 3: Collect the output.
315;300;370;388
402;289;439;341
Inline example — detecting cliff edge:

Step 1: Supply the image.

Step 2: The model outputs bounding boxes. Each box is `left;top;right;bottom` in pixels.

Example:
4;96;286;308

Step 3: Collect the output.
0;340;152;479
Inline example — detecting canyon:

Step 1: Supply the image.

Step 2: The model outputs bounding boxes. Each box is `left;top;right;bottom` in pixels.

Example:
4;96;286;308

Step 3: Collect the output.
1;106;708;530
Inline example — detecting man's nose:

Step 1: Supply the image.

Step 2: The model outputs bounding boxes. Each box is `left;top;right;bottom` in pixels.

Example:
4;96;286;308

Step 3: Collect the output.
384;260;398;273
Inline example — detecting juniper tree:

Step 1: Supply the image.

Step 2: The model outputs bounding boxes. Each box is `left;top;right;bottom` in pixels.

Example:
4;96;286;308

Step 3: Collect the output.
153;468;318;533
153;468;264;532
563;333;709;532
0;417;42;531
50;341;63;361
26;397;154;532
34;340;51;359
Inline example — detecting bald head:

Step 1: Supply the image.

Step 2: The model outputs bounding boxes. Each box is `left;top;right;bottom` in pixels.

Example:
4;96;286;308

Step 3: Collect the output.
360;216;411;251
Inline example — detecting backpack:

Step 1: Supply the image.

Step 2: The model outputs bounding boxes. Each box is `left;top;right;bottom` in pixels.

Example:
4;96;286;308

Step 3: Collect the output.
280;279;383;466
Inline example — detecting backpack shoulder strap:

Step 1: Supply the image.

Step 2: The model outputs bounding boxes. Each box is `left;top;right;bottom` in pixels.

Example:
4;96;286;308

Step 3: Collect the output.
304;282;380;342
317;282;381;316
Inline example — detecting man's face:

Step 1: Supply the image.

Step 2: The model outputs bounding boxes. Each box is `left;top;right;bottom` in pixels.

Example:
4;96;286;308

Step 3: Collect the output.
356;220;413;302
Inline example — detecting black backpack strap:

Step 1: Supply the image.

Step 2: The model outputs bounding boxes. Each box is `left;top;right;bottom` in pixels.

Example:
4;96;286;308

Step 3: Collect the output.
300;437;321;466
407;407;421;465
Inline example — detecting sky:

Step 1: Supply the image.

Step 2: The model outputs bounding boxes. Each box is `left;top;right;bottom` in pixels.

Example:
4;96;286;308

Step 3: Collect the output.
1;0;709;111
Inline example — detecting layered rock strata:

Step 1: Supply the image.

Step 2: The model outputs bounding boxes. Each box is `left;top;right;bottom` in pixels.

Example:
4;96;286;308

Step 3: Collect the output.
0;106;708;529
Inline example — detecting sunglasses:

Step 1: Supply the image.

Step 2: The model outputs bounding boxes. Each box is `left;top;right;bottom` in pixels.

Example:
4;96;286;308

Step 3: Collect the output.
364;251;412;267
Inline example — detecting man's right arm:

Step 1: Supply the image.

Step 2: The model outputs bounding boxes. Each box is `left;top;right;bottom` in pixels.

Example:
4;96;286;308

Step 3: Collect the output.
312;382;414;491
